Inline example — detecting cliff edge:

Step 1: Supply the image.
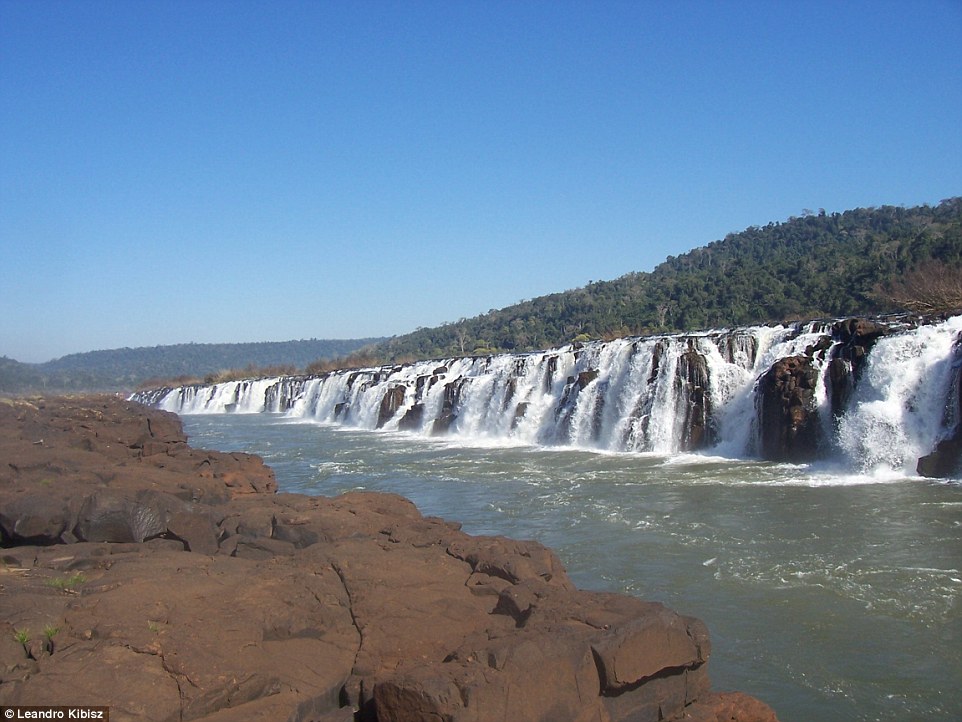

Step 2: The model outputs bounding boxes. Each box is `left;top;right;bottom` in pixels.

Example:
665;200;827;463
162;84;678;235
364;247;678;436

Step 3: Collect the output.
0;396;778;722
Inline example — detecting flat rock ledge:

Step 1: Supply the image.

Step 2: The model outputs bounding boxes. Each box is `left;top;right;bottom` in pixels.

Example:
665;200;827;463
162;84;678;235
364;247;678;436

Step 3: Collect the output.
0;395;778;722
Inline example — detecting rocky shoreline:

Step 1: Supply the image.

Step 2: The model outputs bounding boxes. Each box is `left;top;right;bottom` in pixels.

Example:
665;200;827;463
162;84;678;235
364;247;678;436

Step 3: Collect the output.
0;395;778;721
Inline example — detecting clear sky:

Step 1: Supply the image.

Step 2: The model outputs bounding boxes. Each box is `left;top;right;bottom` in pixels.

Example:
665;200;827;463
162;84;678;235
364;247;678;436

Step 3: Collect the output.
1;0;960;363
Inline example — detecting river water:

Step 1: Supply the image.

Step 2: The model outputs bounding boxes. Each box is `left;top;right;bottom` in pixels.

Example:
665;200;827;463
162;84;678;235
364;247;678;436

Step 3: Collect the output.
180;412;961;722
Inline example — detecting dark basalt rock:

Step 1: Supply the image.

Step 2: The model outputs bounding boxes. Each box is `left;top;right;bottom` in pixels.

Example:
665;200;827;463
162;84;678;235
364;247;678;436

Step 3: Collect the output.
917;331;962;477
576;369;599;389
917;435;962;478
756;354;822;462
553;370;601;442
679;346;713;451
396;402;424;431
826;318;891;418
376;385;405;428
432;378;468;435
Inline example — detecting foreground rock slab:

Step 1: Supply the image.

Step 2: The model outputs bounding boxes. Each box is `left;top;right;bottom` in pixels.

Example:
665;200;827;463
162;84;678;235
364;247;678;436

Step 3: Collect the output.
0;396;778;722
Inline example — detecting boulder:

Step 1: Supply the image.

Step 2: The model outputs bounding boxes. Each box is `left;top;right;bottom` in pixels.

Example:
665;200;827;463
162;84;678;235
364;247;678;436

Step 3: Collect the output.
396;402;424;431
373;632;609;722
0;495;74;545
71;489;219;552
679;691;781;721
368;586;715;722
755;354;822;462
917;435;962;477
590;605;710;691
74;491;168;543
377;385;406;428
447;535;572;588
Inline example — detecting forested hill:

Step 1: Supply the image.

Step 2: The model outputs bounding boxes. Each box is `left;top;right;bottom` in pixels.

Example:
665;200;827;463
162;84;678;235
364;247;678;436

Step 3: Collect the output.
0;338;383;393
366;198;962;362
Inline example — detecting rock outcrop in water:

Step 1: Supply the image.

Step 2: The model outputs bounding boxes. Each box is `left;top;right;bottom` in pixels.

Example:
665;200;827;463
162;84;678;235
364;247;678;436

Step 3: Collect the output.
916;333;962;477
824;319;890;420
755;354;822;461
0;396;777;722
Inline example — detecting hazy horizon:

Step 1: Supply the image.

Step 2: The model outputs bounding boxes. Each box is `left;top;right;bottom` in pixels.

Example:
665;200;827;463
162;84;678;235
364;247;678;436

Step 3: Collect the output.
5;335;390;366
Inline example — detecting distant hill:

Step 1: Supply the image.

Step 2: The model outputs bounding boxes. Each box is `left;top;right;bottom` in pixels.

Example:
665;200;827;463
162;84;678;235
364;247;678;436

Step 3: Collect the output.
368;198;962;362
0;338;385;394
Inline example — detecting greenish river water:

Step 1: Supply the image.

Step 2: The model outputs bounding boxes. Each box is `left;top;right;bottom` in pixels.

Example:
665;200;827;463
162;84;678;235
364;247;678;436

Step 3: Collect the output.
182;413;961;722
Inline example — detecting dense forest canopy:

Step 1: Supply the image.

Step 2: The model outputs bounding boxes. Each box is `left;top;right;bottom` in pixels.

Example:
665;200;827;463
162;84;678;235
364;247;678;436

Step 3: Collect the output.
361;198;962;364
3;197;960;392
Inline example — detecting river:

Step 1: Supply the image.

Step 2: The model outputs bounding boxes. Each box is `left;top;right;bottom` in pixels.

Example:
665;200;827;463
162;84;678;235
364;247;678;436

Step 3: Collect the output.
180;412;961;722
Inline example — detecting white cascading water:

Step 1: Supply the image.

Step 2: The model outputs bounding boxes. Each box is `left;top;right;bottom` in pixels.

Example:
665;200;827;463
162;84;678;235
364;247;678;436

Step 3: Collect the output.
137;317;962;475
836;315;962;475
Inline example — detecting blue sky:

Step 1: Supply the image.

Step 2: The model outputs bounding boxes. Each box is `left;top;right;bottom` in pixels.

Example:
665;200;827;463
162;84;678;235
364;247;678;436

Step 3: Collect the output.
2;0;960;363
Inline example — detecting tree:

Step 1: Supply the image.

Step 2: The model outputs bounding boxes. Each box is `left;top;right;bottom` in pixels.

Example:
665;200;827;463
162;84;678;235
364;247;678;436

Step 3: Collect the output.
455;321;471;354
875;261;962;314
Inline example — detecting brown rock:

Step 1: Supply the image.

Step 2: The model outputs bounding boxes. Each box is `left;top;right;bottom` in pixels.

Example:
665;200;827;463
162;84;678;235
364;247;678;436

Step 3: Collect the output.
165;508;219;554
8;643;183;721
373;633;610;722
447;535;573;587
591;605;710;691
679;691;780;721
0;495;73;545
0;547;359;720
0;396;779;721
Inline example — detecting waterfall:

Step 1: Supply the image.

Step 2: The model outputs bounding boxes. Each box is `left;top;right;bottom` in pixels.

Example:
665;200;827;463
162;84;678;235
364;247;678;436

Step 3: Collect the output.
836;315;962;475
134;316;962;477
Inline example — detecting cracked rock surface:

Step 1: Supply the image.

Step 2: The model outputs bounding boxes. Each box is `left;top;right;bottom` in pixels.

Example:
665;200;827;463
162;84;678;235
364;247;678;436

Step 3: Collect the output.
0;396;778;722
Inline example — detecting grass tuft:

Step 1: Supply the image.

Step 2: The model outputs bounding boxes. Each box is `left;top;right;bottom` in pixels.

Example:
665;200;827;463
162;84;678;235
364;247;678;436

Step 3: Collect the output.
46;572;86;591
43;624;61;639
